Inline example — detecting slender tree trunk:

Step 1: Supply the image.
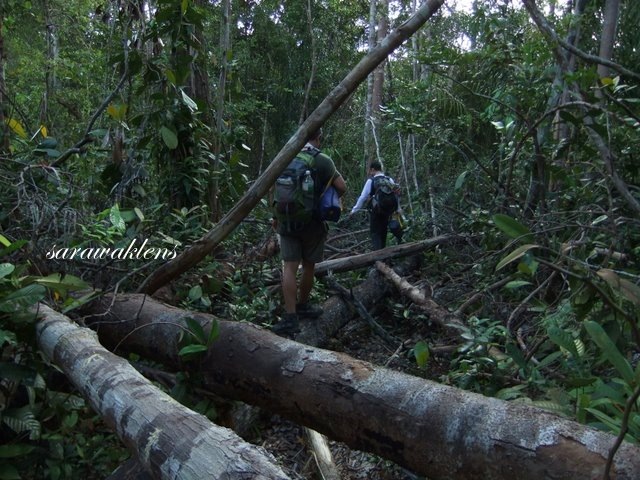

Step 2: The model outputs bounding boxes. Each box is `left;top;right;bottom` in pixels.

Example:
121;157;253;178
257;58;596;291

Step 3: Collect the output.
82;295;640;480
370;0;388;163
313;235;454;276
42;0;58;129
364;0;377;168
597;0;620;80
35;305;289;480
0;15;9;153
209;0;231;221
138;0;446;295
298;0;317;126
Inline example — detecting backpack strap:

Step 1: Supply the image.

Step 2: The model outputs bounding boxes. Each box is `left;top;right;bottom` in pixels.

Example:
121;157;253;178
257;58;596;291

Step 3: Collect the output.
301;145;321;157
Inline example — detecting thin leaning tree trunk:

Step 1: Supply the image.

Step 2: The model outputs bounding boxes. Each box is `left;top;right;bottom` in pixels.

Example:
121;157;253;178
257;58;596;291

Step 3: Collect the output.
34;304;289;480
138;0;446;295
82;295;640;480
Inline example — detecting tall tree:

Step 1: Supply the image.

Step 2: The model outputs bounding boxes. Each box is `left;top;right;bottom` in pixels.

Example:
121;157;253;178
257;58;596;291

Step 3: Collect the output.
0;12;8;154
41;0;58;129
297;0;318;126
597;0;620;80
209;0;231;221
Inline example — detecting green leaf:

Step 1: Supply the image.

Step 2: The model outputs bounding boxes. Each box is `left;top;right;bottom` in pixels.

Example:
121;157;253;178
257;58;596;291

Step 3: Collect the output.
185;316;207;344
0;284;46;313
207;318;219;346
531;401;568;416
492;214;534;242
547;325;579;359
0;443;35;458
0;235;11;247
160;126;178;149
38;137;58;149
188;286;203;302
178;344;208;357
0;240;27;257
33;273;90;291
181;90;198;111
454;170;468;191
61;290;100;314
505;280;532;289
496;244;538;271
33;148;60;158
134;207;145;221
597;269;640;306
0;263;15;280
585;408;622;433
584;321;635;385
517;253;539;276
165;69;177;85
413;341;430;368
109;204;126;232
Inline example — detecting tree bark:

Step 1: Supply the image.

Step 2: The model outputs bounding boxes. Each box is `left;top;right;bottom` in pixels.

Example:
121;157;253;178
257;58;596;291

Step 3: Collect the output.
374;260;463;331
0;14;9;153
298;0;317;126
138;0;446;295
209;0;231;221
314;235;455;276
35;304;289;480
81;295;640;479
597;0;621;80
370;0;388;165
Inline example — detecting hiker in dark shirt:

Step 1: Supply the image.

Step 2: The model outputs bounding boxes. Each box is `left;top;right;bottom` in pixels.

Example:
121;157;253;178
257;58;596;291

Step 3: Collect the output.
271;129;347;336
351;161;399;250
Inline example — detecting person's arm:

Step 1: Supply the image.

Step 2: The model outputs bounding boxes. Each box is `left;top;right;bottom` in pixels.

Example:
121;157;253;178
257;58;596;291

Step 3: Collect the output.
351;178;372;213
332;173;347;197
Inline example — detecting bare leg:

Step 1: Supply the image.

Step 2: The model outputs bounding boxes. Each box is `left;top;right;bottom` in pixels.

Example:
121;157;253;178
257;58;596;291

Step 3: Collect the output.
299;259;316;305
282;260;299;314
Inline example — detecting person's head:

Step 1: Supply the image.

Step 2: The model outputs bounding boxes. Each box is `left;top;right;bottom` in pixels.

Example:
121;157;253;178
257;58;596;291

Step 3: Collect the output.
368;161;382;176
307;128;323;147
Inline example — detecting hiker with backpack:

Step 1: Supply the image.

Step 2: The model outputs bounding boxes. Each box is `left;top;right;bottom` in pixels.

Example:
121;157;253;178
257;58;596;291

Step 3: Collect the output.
271;128;347;337
350;161;400;250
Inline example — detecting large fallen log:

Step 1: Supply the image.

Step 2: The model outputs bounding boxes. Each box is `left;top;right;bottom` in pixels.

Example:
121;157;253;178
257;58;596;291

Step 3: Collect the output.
82;294;640;479
34;304;289;480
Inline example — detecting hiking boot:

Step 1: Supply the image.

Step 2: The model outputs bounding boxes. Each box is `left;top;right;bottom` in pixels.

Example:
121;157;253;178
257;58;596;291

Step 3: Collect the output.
271;313;300;337
296;302;323;319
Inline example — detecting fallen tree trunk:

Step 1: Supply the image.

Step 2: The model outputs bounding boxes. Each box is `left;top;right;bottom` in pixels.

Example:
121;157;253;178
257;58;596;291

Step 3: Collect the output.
375;260;464;331
82;295;640;479
314;235;455;276
295;256;421;346
34;304;289;480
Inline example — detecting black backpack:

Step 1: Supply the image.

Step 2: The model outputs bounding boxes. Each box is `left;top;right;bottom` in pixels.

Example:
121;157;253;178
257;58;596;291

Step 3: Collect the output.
370;175;398;216
273;148;320;232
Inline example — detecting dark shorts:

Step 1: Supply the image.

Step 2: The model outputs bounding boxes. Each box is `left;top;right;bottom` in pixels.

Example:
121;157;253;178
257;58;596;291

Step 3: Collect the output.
279;220;328;263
